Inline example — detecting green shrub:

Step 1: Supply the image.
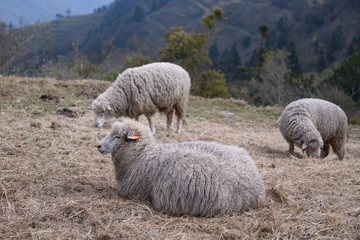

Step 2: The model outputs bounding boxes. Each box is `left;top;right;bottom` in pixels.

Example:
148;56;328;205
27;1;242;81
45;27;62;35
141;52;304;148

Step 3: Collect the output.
349;116;360;125
318;86;355;117
192;70;230;98
102;70;119;82
121;55;153;72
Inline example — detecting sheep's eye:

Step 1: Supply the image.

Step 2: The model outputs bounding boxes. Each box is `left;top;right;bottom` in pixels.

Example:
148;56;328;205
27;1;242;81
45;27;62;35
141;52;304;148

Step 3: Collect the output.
114;135;121;139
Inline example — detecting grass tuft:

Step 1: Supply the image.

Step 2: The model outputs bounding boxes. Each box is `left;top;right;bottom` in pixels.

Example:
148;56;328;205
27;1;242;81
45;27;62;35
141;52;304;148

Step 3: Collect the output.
0;76;359;239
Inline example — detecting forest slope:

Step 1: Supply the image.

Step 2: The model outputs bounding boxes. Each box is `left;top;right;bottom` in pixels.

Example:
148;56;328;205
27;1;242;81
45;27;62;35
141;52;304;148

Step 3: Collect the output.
45;0;360;72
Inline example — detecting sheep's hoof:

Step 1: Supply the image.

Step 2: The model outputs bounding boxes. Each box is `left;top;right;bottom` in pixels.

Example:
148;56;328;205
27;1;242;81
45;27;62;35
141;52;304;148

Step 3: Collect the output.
287;151;303;159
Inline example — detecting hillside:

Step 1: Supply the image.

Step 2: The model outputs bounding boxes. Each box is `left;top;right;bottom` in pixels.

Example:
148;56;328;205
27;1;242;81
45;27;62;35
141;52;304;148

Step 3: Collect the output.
48;11;108;56
0;0;113;26
40;0;360;72
0;76;359;239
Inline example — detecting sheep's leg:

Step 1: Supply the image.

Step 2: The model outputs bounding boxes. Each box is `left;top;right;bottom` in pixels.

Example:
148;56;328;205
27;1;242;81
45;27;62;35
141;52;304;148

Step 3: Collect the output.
288;142;302;158
176;118;183;134
288;142;294;153
320;143;330;158
166;109;174;131
330;138;345;160
174;104;185;134
146;115;156;134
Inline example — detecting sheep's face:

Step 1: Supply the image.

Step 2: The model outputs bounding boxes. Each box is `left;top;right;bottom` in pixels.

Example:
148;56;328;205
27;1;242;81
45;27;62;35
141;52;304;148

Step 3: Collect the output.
97;121;145;155
97;130;120;154
302;133;323;158
97;124;127;154
304;145;321;158
94;112;107;128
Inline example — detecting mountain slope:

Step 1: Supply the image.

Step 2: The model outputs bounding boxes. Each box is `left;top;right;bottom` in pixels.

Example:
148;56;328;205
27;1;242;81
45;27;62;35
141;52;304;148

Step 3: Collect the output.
8;0;360;74
47;0;360;73
0;0;113;26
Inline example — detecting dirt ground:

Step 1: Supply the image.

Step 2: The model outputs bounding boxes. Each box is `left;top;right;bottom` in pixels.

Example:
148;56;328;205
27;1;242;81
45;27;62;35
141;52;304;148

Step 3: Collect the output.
0;77;359;239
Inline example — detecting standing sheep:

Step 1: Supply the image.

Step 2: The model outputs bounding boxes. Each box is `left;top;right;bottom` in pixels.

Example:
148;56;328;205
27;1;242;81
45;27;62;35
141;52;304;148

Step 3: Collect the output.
97;119;265;217
277;98;347;160
92;62;191;133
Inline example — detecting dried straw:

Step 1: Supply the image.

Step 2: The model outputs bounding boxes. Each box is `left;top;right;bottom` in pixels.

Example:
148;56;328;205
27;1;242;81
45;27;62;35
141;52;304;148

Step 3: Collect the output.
0;76;359;239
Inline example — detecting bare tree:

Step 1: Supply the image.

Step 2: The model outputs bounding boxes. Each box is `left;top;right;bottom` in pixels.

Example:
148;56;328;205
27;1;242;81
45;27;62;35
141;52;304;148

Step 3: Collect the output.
259;49;290;105
0;20;46;75
258;24;269;49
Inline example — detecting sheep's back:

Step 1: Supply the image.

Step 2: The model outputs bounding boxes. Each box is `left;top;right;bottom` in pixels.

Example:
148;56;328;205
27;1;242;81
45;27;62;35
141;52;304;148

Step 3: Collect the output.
119;62;190;112
279;99;347;141
131;142;265;216
307;100;347;139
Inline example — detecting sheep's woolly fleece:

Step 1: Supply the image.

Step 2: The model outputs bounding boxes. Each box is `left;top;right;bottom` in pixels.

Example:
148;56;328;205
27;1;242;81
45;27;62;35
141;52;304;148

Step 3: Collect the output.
278;98;347;160
91;62;190;133
98;119;265;217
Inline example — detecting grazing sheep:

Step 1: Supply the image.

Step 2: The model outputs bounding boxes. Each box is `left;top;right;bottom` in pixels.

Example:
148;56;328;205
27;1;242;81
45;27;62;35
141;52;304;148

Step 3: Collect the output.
92;62;191;133
97;119;265;217
277;98;347;160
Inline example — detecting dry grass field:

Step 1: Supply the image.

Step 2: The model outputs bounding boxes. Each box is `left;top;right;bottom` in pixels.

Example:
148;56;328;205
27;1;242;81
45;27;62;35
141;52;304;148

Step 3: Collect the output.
0;76;359;239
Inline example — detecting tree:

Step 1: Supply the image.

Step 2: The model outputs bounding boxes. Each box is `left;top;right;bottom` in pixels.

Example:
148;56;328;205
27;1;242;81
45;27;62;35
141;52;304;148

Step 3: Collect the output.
209;39;219;65
276;17;286;32
200;7;224;31
288;41;300;72
326;49;360;102
158;8;224;77
121;54;153;72
277;26;289;49
258;24;269;65
244;24;270;79
219;42;241;81
132;5;144;23
242;36;251;49
326;26;345;62
346;35;360;56
0;21;46;75
317;48;326;73
270;0;288;8
246;49;258;68
258;24;269;49
158;27;210;77
193;70;230;98
258;49;291;105
158;7;229;98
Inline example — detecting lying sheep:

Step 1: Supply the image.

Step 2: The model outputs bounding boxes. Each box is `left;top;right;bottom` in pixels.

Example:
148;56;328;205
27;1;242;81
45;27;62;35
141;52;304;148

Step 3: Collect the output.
97;119;265;217
277;98;347;160
92;62;191;133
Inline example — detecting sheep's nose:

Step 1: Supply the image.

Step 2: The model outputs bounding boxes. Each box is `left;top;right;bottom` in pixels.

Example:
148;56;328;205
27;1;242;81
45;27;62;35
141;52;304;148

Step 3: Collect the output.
97;144;101;149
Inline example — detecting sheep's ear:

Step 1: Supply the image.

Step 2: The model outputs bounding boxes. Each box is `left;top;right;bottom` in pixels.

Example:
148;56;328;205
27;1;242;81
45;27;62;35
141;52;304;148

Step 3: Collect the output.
302;142;307;150
127;133;140;141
